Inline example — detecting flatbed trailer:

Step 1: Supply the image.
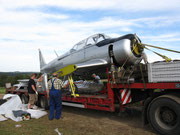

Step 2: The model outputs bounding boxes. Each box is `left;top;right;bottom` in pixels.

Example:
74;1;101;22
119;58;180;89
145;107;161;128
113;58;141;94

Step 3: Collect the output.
5;69;180;135
61;79;180;135
6;87;49;109
61;81;180;111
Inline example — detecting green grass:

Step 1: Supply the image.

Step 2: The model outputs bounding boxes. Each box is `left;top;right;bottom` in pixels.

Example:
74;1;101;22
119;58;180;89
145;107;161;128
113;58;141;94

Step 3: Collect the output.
0;87;6;94
0;111;104;135
0;105;154;135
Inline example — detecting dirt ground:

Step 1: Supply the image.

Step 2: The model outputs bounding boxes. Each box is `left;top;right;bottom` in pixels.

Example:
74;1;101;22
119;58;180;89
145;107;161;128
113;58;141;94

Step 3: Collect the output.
61;106;156;135
0;94;156;135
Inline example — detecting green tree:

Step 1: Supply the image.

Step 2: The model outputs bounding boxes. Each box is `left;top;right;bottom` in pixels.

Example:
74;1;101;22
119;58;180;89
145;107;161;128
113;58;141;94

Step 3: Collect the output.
0;75;8;87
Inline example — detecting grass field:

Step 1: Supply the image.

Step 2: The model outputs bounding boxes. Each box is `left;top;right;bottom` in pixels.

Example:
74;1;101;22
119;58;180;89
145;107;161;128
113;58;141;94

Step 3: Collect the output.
0;87;5;94
0;106;155;135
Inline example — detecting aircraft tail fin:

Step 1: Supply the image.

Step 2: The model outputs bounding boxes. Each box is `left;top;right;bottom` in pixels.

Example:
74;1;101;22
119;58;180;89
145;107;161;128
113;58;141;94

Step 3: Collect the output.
38;49;46;69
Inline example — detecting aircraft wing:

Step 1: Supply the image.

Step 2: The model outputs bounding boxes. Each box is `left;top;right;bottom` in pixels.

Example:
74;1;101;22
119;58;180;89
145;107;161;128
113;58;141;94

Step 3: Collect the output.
55;59;108;77
76;59;108;69
74;59;108;75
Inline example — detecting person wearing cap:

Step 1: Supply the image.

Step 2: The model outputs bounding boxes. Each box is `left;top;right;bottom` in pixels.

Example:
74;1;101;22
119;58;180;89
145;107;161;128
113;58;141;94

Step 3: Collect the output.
47;73;63;120
92;73;102;84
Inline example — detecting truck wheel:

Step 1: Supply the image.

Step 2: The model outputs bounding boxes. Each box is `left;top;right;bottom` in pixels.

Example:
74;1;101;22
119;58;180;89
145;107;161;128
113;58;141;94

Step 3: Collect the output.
40;96;49;110
148;95;180;135
21;94;28;104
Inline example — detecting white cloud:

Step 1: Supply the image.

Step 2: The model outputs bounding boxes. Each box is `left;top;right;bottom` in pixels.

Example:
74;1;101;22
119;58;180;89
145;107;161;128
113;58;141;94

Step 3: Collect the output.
0;0;180;72
141;33;180;42
132;16;180;28
0;9;69;25
1;0;180;12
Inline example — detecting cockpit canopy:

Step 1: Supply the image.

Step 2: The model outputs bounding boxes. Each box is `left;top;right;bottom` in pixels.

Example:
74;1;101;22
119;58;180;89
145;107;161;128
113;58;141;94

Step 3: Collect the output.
70;33;110;53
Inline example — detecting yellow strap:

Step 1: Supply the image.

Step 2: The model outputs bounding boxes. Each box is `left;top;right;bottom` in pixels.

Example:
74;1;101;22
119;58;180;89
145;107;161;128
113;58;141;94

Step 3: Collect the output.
68;75;79;97
142;43;180;53
145;47;172;62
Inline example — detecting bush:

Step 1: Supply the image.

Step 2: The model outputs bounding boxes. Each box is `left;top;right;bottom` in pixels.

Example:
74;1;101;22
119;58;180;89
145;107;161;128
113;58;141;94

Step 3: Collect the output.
0;74;30;87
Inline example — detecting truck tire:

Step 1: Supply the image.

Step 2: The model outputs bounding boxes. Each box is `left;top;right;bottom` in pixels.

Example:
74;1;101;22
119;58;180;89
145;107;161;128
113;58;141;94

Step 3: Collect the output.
148;95;180;135
21;94;28;104
40;96;49;110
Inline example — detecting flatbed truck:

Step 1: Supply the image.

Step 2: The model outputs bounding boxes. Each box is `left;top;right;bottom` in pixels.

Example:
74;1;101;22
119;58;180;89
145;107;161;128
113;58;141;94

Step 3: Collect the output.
6;61;180;135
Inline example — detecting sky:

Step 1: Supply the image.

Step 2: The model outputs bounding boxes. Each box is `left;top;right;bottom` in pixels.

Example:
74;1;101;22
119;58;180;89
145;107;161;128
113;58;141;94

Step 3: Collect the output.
0;0;180;72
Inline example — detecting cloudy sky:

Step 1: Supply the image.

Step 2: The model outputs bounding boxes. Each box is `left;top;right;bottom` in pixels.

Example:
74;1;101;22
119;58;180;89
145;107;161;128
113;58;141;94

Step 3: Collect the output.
0;0;180;72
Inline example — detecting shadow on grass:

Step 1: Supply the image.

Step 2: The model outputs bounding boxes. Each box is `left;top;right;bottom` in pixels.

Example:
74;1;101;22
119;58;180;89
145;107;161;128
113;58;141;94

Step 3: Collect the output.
62;105;155;134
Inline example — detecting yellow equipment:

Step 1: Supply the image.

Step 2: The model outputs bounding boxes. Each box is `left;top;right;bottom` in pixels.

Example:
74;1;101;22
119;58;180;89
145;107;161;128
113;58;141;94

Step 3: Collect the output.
139;43;180;63
55;64;79;97
55;64;77;78
68;75;79;97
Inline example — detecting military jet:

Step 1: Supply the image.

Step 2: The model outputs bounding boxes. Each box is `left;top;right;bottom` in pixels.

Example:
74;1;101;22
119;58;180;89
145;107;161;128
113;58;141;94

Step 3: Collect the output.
39;33;144;74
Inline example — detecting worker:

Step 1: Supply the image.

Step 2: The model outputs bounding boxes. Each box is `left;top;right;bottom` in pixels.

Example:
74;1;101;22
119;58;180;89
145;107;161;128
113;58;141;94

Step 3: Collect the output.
47;73;63;120
92;73;102;84
27;73;38;109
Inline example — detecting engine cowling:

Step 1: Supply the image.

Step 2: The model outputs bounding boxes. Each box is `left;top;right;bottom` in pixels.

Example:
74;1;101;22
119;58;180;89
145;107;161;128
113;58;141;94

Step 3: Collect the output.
112;34;144;66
